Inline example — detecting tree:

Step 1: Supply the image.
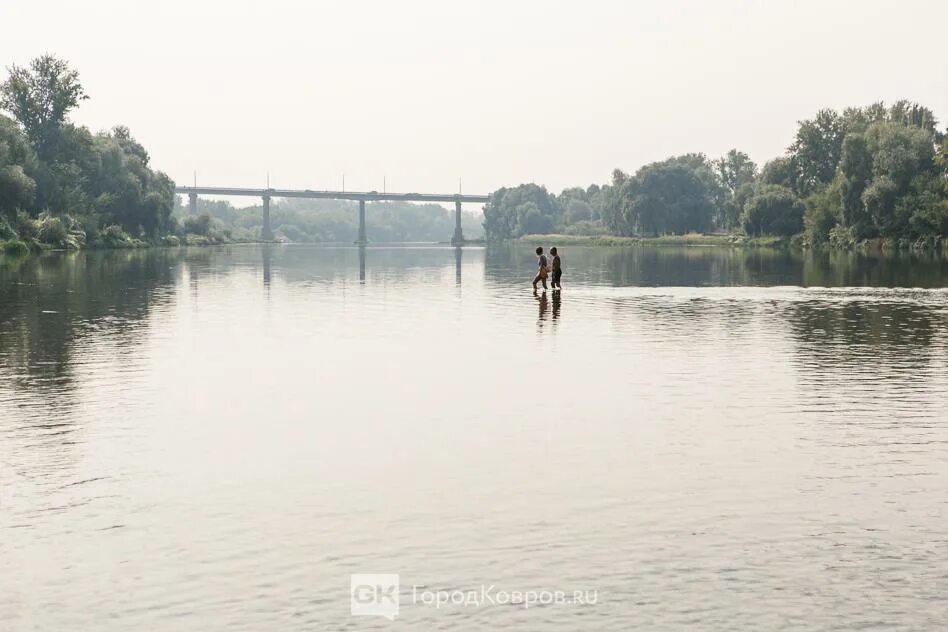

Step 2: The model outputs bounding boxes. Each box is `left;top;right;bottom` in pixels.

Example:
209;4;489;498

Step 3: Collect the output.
741;185;804;236
803;180;842;245
759;157;796;189
838;133;873;237
0;165;36;220
0;115;37;220
789;108;845;195
862;122;936;237
714;149;757;193
184;213;213;236
714;149;757;230
1;55;87;159
483;184;557;239
565;198;592;223
613;158;717;236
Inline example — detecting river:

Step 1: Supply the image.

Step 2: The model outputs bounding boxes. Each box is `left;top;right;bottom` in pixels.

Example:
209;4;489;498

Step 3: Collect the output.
2;244;947;630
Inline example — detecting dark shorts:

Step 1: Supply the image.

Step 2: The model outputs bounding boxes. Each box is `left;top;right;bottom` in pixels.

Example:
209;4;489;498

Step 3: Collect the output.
552;269;562;284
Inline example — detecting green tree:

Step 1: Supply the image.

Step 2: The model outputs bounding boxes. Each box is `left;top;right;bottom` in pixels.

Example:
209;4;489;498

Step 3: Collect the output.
862;122;936;237
759;157;796;189
0;115;37;221
0;55;87;160
613;158;717;236
184;213;212;236
714;149;757;229
789;109;845;195
565;198;592;223
838;132;873;237
803;179;842;245
483;184;557;239
741;185;804;236
714;149;757;193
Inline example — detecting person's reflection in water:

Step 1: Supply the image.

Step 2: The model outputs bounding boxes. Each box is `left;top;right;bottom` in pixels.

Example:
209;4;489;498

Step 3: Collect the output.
535;289;549;329
551;290;561;321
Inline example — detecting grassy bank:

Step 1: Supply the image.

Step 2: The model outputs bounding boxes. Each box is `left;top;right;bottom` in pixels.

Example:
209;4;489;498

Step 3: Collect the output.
516;233;790;248
0;234;260;257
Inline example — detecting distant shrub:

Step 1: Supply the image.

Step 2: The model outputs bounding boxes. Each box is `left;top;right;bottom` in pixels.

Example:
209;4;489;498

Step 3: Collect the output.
2;240;29;256
184;213;212;236
185;234;212;246
36;215;68;245
0;216;17;241
276;223;306;242
564;220;608;236
14;210;37;239
228;227;254;242
162;235;181;246
98;224;138;248
828;225;857;249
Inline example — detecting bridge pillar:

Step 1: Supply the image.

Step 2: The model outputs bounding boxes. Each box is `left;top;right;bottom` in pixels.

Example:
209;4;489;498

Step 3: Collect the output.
188;192;198;215
262;194;273;241
356;199;367;245
451;199;464;245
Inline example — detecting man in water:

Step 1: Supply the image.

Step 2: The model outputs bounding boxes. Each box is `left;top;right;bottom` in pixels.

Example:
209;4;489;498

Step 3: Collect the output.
549;247;562;290
532;246;549;291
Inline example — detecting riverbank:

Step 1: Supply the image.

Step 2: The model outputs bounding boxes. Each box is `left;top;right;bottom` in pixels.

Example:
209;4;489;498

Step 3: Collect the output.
0;233;259;257
517;233;948;254
517;233;790;248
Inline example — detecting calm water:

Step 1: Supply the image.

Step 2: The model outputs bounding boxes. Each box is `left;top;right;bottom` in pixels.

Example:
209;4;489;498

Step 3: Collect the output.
2;245;947;630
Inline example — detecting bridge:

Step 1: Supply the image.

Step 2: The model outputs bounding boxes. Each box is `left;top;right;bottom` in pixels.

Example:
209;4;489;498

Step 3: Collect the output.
175;186;491;245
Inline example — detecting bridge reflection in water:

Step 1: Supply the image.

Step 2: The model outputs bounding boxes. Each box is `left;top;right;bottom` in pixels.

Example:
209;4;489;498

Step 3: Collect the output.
258;245;465;287
355;246;463;284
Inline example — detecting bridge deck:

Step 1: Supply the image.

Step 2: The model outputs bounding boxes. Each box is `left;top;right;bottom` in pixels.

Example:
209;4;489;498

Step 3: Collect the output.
175;186;490;204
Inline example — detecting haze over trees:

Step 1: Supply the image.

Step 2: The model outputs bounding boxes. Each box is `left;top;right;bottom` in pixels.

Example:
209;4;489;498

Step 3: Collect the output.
485;101;947;248
179;196;485;243
0;55;480;249
2;56;944;251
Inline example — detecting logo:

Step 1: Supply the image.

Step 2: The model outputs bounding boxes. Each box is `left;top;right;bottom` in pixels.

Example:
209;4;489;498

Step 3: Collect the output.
350;574;399;620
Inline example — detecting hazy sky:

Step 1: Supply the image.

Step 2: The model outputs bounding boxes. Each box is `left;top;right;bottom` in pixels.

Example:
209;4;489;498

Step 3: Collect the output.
3;0;947;198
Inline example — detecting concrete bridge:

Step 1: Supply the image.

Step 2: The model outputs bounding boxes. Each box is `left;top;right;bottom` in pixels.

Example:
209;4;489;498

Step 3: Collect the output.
175;186;491;245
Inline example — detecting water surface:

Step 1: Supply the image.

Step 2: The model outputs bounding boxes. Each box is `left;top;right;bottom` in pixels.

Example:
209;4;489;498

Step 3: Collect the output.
2;245;947;630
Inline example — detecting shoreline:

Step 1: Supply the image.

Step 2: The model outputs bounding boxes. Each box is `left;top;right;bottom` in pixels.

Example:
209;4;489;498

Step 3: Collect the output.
515;233;948;255
4;233;946;258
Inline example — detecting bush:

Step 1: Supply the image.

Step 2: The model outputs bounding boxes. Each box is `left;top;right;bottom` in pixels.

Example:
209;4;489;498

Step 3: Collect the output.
184;213;212;236
828;225;857;249
2;240;30;256
14;210;37;239
803;183;841;246
741;185;805;236
0;216;17;241
36;214;68;245
276;223;306;242
564;220;609;236
185;234;212;246
98;224;138;248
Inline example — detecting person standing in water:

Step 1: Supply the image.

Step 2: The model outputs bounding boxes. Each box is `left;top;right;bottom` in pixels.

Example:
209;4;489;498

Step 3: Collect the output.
549;247;562;290
532;246;549;291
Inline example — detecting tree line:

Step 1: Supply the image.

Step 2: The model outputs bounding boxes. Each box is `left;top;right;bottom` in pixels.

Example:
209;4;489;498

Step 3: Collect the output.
2;55;944;252
1;55;176;252
180;196;485;244
485;101;947;248
0;55;485;250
